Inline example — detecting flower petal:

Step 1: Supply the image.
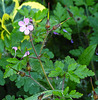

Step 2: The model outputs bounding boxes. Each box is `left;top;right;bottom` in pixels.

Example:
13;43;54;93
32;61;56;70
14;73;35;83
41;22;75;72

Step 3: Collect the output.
23;51;30;57
12;47;18;51
63;29;68;33
18;21;24;26
53;32;59;35
24;18;29;25
19;26;26;32
24;29;29;35
27;25;34;31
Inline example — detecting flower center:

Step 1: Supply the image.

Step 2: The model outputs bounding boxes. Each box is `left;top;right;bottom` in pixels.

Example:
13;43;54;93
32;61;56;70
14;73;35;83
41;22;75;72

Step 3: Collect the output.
25;25;28;27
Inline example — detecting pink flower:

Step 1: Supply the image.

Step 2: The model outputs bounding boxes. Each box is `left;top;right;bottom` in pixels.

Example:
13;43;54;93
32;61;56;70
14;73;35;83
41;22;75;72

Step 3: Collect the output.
12;47;18;52
23;51;30;57
18;17;34;35
12;47;18;57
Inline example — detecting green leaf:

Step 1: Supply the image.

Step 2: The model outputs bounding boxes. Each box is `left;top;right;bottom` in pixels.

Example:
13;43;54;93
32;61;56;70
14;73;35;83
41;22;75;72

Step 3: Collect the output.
48;61;65;77
86;0;95;6
95;80;98;85
15;72;42;94
63;87;69;95
4;64;17;78
66;90;83;98
53;91;63;97
2;95;15;100
68;71;80;83
0;69;5;85
64;56;76;65
0;0;15;18
74;65;95;78
78;44;97;65
90;32;98;45
69;46;84;57
68;63;77;71
73;0;85;6
34;9;48;20
11;28;24;46
4;59;26;78
53;2;66;22
58;0;74;7
25;90;54;100
0;39;4;53
7;58;19;63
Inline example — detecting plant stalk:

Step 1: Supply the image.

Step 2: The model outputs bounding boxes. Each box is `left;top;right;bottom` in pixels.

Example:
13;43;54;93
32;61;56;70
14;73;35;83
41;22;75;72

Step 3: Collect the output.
38;58;54;90
29;32;54;90
25;74;47;91
39;28;53;54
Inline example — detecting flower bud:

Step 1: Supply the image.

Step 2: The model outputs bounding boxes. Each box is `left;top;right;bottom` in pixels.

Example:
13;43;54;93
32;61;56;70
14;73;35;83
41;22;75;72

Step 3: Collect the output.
94;91;98;100
19;71;25;77
67;9;73;17
53;24;61;30
45;19;50;29
26;62;31;71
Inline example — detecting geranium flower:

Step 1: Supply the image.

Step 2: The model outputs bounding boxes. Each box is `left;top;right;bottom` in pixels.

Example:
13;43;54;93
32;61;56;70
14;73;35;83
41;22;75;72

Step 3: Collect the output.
18;17;34;35
53;32;59;35
63;29;68;33
71;39;74;43
23;51;30;58
12;47;18;57
12;47;18;52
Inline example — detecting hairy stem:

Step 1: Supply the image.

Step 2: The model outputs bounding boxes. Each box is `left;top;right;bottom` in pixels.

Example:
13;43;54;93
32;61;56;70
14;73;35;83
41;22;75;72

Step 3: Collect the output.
29;32;54;90
39;28;53;54
29;33;38;57
38;58;54;90
25;74;47;90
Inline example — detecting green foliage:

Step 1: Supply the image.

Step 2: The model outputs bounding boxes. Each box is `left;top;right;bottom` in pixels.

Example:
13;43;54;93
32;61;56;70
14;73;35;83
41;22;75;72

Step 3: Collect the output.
69;46;84;57
78;44;97;65
49;56;95;83
0;39;4;53
0;0;98;100
0;69;5;85
2;95;23;100
4;58;27;78
53;87;83;99
48;61;65;77
15;72;42;94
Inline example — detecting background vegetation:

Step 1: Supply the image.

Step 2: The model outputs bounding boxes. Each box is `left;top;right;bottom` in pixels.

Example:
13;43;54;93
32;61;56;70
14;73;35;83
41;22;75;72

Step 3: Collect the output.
0;0;98;100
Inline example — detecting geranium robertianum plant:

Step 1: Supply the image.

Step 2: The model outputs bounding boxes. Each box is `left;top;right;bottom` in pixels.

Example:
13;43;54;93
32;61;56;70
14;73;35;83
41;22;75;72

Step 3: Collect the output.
1;1;98;100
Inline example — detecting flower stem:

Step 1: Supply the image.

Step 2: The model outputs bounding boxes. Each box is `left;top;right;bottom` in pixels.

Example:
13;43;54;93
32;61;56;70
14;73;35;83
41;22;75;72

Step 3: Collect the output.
29;32;54;90
38;58;54;90
29;33;38;57
25;74;47;90
39;28;53;54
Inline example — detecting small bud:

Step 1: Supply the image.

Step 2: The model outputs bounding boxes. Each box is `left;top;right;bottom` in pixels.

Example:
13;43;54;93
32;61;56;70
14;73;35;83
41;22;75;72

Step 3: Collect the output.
26;62;31;71
38;93;45;100
67;9;73;17
30;17;33;24
19;71;25;77
53;24;61;30
94;91;98;100
45;19;50;29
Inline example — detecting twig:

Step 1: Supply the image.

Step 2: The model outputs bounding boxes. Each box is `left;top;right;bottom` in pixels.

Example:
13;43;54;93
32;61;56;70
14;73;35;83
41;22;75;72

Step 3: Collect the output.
38;58;54;90
25;74;47;91
29;32;38;57
29;31;54;90
39;28;53;54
